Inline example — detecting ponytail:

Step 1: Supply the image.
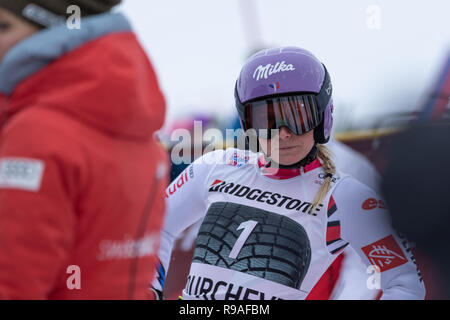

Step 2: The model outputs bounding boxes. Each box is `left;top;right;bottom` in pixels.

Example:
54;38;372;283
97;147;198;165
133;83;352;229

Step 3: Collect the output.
310;144;336;213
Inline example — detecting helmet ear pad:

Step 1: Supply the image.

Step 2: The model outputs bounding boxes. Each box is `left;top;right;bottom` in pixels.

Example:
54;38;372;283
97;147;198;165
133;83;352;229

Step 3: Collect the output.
314;102;333;144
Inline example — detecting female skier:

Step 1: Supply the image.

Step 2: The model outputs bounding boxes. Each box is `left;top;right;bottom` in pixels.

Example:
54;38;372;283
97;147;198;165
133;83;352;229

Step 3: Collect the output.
152;47;425;300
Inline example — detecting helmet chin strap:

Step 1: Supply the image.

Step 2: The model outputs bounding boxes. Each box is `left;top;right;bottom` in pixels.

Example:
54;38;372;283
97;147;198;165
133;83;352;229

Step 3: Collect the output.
263;145;318;169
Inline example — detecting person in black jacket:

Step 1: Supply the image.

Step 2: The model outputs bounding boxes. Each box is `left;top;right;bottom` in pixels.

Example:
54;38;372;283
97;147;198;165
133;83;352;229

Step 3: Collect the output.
381;121;450;299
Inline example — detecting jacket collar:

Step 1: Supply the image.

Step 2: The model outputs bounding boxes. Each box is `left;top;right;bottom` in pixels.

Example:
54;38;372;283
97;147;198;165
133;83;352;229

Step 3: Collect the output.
0;12;131;96
258;154;322;180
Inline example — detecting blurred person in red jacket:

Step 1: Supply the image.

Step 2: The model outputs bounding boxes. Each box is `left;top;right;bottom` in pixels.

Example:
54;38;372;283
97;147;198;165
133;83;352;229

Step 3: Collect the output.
0;0;168;299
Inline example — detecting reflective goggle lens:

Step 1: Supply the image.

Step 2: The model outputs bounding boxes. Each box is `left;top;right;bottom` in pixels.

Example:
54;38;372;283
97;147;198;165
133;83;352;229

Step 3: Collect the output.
244;95;321;138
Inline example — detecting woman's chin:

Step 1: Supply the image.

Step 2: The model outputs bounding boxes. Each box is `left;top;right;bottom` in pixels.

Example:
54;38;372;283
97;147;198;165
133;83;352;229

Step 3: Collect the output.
274;148;303;165
273;154;304;166
279;158;301;166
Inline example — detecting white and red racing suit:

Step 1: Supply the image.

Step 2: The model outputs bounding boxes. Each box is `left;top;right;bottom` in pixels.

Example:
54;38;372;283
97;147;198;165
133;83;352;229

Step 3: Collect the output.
152;148;425;300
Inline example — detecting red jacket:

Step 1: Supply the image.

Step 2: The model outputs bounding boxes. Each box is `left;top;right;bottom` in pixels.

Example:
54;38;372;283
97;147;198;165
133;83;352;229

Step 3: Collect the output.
0;14;168;299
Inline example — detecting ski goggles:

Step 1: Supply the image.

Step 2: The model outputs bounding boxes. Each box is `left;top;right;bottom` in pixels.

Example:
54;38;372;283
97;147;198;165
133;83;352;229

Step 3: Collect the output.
242;94;322;139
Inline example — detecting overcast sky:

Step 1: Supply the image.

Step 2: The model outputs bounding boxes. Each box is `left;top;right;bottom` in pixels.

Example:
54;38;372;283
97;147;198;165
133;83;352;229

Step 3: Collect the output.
118;0;449;130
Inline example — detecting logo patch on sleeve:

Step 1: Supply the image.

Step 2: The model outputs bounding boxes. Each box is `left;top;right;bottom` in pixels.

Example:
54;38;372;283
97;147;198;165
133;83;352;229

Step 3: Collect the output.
227;151;250;168
0;158;45;191
361;235;408;272
362;198;387;210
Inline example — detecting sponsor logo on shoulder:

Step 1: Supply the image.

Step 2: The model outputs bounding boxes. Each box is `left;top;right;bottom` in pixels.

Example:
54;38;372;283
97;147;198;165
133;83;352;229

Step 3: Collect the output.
362;198;387;210
189;165;194;179
314;172;339;185
361;235;407;272
165;169;190;198
227;151;250;168
0;158;45;191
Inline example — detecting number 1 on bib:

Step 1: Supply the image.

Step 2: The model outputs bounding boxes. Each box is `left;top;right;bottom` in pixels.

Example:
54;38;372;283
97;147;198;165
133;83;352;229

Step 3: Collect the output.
229;220;258;259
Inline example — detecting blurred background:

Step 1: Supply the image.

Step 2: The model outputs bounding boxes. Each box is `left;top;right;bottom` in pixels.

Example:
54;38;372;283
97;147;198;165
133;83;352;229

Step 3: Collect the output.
119;0;449;131
117;0;449;299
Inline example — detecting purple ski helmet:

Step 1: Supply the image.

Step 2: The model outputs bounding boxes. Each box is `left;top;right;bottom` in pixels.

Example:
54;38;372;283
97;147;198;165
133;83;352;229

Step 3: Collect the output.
234;46;333;144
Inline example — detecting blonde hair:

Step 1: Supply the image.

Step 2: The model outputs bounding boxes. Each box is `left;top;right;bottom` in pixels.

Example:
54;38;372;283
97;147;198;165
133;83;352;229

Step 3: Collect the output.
310;144;336;213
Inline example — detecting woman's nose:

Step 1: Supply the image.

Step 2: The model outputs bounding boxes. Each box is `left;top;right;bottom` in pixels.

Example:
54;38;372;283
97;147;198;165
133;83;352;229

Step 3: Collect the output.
278;126;293;140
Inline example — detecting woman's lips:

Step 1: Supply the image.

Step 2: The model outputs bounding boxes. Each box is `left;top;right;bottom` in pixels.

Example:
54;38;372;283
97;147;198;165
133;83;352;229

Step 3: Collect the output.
279;146;298;151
